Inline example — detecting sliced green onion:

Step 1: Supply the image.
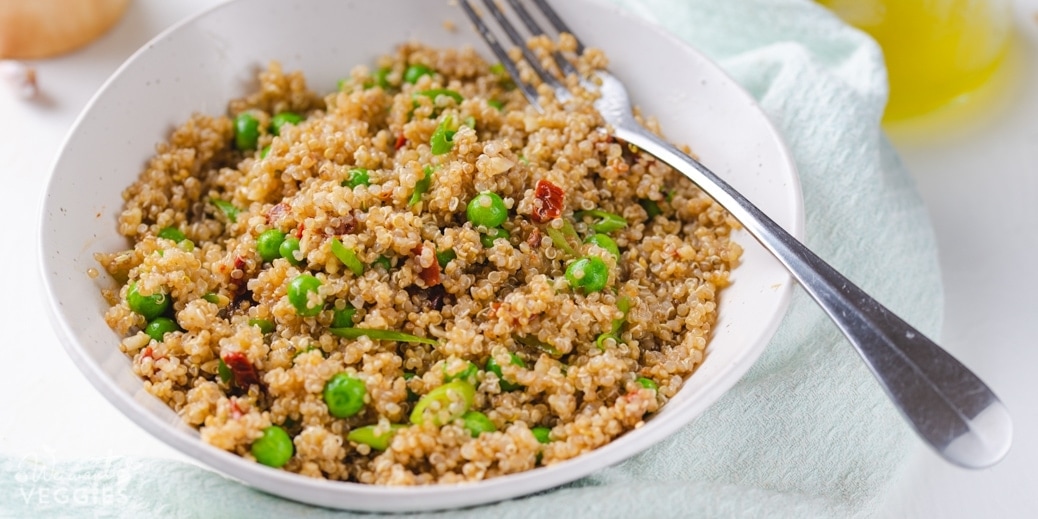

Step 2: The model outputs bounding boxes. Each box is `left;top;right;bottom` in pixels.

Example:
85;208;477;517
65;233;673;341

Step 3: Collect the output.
430;115;456;156
595;296;631;351
342;168;370;188
636;377;658;391
444;361;479;385
330;237;365;276
248;318;275;334
330;327;438;345
409;165;434;206
347;424;405;451
211;198;240;223
415;88;464;104
217;359;232;383
515;334;561;357
409;379;475;425
157;227;186;243
640;199;662;219
574;209;627;233
436;249;456;268
487;99;504;111
372;255;392;271
545;219;580;256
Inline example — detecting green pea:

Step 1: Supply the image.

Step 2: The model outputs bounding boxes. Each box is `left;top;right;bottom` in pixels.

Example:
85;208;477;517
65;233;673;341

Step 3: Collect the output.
403;64;434;84
331;305;356;329
347;424;404;451
234;112;260;150
127;281;170;321
565;257;609;293
373;67;392;89
410;379;475;425
251;426;293;468
256;229;286;263
462;411;496;438
531;426;551;444
279;237;302;266
145;317;180;342
479;227;510;248
270;112;303;136
584;233;620;261
372;255;392;271
485;353;526;392
636;377;658;391
466;191;508;228
435;249;456;268
202;292;221;305
323;373;367;418
157;227;186;243
248;318;275;334
342;168;370;188
287;274;323;316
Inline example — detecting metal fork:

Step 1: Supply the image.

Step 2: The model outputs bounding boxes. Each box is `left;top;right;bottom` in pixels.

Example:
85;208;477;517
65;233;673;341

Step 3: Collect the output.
459;0;1012;469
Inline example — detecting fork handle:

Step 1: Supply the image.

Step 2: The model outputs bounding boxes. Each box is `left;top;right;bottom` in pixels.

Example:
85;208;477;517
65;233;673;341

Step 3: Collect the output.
614;125;1011;469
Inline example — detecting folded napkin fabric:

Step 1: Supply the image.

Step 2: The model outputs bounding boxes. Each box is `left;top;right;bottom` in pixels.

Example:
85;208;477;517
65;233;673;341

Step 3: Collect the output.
1;0;942;517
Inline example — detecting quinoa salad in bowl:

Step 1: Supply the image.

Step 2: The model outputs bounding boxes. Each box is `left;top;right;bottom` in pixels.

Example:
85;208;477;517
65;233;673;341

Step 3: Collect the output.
94;38;741;484
41;0;801;510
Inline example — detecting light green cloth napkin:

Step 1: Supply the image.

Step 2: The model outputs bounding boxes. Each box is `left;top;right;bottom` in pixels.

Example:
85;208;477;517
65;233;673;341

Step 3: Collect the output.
3;0;942;517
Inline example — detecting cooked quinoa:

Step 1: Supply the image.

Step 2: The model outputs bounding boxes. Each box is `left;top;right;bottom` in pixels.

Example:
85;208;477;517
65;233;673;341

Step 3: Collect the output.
96;37;742;484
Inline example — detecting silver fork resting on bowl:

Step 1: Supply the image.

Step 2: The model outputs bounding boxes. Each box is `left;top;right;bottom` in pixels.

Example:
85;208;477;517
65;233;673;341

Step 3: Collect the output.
459;0;1012;469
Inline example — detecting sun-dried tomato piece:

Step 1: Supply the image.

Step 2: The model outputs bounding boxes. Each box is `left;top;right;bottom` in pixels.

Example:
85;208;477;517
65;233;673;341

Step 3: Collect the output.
411;244;441;287
531;179;564;223
221;351;261;387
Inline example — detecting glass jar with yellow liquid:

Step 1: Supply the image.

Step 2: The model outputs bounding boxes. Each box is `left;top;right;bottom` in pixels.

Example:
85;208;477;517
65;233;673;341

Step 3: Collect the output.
819;0;1013;122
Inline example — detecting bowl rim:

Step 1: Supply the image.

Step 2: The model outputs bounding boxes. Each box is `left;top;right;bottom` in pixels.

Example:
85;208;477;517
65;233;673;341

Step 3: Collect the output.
37;0;804;511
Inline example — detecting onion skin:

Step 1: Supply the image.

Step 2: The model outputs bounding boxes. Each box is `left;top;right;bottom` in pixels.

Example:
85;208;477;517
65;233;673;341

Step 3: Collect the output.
0;0;131;59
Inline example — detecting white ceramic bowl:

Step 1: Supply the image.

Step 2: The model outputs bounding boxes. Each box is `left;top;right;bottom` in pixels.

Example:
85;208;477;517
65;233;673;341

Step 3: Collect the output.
39;0;803;511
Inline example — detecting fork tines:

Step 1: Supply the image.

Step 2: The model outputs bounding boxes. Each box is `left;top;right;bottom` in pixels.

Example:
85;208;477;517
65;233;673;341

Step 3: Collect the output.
459;0;585;107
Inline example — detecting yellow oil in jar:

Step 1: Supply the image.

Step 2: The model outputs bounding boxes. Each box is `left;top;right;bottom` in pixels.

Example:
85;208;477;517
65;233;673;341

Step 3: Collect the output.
819;0;1013;122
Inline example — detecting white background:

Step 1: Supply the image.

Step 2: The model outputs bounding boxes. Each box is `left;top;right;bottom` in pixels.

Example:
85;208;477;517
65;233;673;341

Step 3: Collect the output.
2;0;1036;516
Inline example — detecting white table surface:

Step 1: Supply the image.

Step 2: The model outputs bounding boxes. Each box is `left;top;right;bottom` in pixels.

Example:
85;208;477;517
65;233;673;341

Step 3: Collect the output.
3;0;1036;516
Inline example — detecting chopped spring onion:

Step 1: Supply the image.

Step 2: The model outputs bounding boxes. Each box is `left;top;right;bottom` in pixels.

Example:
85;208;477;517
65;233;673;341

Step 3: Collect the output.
409;165;434;206
640;199;662;219
330;237;365;276
545;219;580;256
330;327;438;345
211;198;240;223
574;209;627;233
430;115;456;155
415;88;464;104
595;296;631;351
